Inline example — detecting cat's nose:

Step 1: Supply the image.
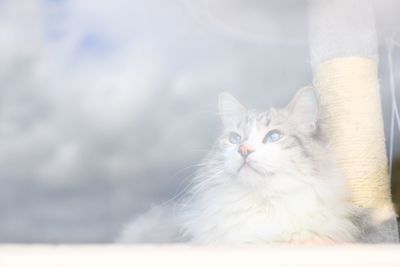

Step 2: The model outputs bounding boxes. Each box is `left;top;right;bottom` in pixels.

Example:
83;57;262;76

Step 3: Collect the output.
238;144;255;159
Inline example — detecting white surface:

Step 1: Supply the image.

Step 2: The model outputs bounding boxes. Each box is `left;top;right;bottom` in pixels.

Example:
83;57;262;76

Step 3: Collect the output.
0;245;400;267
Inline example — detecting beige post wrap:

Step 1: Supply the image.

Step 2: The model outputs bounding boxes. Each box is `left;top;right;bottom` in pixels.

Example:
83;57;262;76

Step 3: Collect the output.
314;57;390;208
314;58;397;241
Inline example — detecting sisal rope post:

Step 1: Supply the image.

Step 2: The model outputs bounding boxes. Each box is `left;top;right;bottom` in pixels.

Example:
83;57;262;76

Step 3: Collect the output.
314;57;398;242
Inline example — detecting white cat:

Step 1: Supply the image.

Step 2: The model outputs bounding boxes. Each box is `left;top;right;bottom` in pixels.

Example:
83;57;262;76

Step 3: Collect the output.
118;87;359;244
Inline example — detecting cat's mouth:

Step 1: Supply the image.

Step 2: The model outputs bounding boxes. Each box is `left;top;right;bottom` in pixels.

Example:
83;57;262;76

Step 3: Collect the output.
238;161;264;175
238;161;274;176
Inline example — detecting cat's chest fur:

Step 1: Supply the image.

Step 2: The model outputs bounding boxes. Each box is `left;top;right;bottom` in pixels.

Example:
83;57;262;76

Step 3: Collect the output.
182;173;357;244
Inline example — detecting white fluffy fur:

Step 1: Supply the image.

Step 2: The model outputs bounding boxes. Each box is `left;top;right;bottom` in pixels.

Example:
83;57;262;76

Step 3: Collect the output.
119;88;359;244
179;160;358;244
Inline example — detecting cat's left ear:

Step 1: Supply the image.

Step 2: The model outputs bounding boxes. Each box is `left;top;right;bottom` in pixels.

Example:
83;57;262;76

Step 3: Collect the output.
218;92;246;127
286;86;319;135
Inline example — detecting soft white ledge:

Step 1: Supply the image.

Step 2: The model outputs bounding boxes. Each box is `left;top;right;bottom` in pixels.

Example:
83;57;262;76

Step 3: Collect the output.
0;245;399;267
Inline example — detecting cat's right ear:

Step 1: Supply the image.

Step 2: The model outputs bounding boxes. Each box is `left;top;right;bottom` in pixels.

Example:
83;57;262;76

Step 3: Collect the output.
218;92;246;127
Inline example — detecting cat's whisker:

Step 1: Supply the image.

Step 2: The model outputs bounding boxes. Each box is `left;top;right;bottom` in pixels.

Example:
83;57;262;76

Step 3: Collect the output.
165;162;226;205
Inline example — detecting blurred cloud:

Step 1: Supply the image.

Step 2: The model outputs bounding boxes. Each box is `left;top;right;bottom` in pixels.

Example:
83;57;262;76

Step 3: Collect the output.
0;0;398;242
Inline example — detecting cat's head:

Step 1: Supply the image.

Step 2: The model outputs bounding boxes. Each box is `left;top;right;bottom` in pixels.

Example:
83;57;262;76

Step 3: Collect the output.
217;87;320;187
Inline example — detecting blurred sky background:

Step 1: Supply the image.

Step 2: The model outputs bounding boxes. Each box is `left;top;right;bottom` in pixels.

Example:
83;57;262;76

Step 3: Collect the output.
0;0;399;243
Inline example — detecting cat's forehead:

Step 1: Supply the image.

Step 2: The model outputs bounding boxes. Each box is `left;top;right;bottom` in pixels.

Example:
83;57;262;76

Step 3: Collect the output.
238;108;285;130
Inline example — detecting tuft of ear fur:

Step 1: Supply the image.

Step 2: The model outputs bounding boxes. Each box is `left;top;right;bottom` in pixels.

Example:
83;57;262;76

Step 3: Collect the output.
218;92;246;127
286;87;319;135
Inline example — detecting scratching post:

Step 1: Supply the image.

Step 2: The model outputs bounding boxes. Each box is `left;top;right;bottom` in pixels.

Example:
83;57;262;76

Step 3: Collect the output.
314;58;389;207
309;0;398;242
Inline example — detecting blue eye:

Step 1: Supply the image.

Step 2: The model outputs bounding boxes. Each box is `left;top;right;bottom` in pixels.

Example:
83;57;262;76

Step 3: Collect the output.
229;132;242;144
263;129;283;143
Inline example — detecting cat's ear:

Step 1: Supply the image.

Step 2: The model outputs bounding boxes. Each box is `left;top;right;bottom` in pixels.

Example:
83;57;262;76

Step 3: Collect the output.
218;92;246;127
286;87;319;134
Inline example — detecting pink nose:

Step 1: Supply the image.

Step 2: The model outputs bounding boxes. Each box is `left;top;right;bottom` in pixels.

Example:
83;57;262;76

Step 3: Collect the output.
238;144;255;158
